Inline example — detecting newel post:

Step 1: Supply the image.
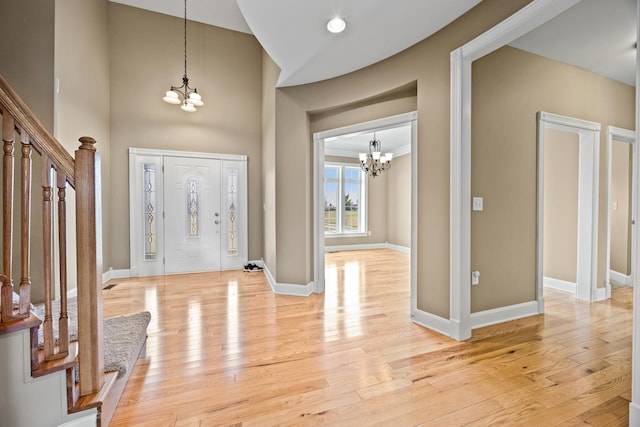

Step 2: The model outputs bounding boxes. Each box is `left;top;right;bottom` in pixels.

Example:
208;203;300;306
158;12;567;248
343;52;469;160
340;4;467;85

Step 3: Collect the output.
75;136;104;395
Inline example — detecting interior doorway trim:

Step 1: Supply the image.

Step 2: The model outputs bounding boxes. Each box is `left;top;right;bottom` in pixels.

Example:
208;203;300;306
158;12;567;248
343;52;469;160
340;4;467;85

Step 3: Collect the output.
537;112;601;305
313;112;417;313
449;0;581;341
605;126;636;297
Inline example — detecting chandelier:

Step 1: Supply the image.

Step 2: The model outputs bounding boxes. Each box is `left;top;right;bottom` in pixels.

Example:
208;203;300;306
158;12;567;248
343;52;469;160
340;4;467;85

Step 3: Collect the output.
162;0;204;112
359;133;393;177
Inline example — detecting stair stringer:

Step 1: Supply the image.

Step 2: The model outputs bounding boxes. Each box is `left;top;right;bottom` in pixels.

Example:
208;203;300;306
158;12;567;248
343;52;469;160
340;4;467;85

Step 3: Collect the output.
0;328;97;427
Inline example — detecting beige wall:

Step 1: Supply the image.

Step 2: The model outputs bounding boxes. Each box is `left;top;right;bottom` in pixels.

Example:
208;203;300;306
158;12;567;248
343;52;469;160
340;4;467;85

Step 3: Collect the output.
108;4;263;269
0;1;54;303
543;129;579;283
387;153;411;248
0;0;55;130
267;0;531;316
610;139;632;275
54;0;111;289
471;46;635;313
2;1;110;301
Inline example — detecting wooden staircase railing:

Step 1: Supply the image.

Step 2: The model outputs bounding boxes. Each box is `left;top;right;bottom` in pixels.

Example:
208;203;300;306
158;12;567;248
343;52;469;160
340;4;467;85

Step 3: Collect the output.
0;73;104;397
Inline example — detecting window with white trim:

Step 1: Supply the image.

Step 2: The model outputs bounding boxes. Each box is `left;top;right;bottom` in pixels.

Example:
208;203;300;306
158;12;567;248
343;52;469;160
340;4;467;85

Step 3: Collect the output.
324;163;367;236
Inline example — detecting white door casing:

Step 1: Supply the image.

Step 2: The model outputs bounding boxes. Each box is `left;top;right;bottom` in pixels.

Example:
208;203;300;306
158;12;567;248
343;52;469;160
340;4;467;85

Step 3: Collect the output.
449;0;582;341
537;112;600;304
605;126;636;296
129;148;248;276
312;112;418;305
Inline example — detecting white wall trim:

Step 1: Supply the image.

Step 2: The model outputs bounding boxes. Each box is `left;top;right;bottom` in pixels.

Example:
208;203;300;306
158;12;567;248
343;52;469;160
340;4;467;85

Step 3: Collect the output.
605;126;636;299
386;243;410;253
631;0;640;414
102;268;131;284
315;112;418;140
314;112;418;304
630;402;640;427
411;309;452;338
129;147;247;162
593;286;608;303
324;242;410;253
543;276;576;294
450;0;581;343
263;262;314;296
610;270;633;287
470;301;540;330
537;112;600;303
59;413;98;427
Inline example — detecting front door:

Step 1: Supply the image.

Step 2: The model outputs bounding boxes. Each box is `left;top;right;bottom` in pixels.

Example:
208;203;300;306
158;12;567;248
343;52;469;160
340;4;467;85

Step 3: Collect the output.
129;148;248;277
164;156;221;273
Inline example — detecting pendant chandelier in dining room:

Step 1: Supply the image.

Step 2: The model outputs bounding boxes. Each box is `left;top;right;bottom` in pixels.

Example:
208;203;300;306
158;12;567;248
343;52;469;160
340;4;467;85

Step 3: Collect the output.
359;133;393;177
162;0;204;112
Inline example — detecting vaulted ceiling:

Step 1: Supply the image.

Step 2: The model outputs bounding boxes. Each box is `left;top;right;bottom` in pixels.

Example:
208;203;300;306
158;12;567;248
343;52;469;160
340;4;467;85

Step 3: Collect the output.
109;0;482;87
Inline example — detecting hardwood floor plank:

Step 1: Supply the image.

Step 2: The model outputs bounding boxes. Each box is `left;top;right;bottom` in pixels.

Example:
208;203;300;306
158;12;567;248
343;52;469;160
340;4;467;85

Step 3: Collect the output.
105;250;632;426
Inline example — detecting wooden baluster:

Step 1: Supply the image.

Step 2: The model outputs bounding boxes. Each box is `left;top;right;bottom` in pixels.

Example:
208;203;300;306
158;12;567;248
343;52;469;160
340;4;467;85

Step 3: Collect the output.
41;156;55;360
75;137;104;395
1;114;15;322
19;134;32;317
57;172;69;355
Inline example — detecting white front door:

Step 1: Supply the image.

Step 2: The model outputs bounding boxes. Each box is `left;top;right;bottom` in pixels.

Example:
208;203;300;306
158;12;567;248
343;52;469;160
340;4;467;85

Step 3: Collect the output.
129;148;248;277
164;156;221;273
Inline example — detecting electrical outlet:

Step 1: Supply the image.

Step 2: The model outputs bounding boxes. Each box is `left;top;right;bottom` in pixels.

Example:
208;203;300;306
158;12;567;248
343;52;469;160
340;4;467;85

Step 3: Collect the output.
472;270;480;285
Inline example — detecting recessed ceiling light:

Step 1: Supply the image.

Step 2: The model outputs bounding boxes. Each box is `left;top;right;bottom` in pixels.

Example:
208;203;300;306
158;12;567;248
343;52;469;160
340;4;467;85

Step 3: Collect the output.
327;17;346;34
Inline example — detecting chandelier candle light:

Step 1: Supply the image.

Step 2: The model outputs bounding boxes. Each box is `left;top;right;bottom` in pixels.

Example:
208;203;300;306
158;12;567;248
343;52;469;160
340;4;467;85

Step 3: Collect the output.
162;0;204;112
359;133;393;177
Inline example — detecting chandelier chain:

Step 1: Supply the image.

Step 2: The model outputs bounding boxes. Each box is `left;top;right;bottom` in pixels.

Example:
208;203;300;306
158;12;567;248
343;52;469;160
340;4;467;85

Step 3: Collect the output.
161;0;204;111
183;0;187;78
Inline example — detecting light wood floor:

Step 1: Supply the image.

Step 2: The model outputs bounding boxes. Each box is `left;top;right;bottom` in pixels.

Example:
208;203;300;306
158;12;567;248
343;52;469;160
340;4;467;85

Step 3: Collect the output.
105;249;631;426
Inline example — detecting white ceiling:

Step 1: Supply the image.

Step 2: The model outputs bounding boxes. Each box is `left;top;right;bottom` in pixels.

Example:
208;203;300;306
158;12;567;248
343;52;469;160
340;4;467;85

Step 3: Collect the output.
109;0;481;87
510;0;637;87
325;124;412;159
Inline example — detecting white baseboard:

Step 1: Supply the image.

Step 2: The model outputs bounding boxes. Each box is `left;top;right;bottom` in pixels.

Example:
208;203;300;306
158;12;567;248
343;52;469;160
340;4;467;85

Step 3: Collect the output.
325;243;386;252
593;286;608;302
630;402;640;427
102;268;131;283
385;243;411;253
610;269;632;287
325;242;410;253
59;413;98;427
411;308;452;338
262;261;314;297
543;276;576;293
470;300;540;330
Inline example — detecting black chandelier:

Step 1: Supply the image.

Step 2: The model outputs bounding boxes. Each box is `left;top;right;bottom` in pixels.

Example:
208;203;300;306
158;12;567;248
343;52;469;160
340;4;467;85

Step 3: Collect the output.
358;133;393;177
162;0;204;112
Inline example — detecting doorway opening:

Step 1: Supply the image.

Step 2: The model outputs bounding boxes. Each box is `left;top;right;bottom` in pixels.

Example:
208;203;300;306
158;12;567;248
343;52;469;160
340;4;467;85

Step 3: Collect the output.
313;112;417;315
537;112;600;306
606;126;636;296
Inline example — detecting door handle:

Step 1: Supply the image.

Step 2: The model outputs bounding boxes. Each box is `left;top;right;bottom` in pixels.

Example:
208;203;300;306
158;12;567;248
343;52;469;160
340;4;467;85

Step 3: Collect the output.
215;220;219;225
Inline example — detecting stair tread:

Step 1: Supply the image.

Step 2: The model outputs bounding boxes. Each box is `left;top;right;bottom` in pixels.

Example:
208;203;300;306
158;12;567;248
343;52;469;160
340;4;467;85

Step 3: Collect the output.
32;341;78;378
0;312;41;334
70;371;119;413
